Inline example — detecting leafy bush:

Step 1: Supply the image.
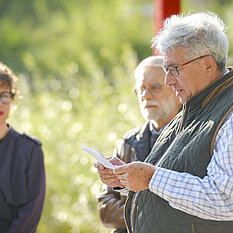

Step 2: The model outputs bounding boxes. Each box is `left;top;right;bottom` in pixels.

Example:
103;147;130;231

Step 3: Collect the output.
6;0;152;232
4;0;233;232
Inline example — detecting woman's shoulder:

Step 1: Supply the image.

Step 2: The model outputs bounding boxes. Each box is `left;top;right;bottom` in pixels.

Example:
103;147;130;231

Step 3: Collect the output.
5;126;44;163
21;133;42;146
9;126;42;147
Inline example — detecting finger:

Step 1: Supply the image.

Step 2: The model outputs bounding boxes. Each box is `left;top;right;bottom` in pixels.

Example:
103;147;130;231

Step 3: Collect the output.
108;157;125;166
111;180;124;188
113;164;128;175
94;162;104;170
120;178;127;185
101;173;117;180
103;176;121;187
116;173;128;181
120;180;126;186
98;168;109;176
120;179;131;190
118;183;125;188
107;168;114;174
98;168;114;177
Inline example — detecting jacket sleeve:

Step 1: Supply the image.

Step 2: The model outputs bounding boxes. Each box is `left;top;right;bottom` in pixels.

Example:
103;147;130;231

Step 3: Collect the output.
6;145;46;233
97;139;136;229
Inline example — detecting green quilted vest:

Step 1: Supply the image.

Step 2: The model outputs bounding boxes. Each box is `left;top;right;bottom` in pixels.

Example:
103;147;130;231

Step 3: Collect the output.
125;70;233;233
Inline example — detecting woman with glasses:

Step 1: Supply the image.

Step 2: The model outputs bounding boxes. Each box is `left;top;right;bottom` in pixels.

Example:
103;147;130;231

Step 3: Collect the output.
0;62;45;233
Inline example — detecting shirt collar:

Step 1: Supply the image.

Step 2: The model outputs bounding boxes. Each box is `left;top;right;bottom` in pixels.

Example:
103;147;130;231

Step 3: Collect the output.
149;121;167;135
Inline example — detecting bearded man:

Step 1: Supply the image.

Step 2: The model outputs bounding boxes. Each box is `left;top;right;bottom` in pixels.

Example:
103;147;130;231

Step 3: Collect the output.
97;56;180;233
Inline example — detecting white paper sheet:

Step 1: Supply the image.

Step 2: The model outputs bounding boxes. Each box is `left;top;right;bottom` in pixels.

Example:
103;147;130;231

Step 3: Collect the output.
81;145;115;169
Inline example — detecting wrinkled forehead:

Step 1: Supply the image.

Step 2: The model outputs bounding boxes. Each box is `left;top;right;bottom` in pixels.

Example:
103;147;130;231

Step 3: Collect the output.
135;66;165;84
163;47;190;66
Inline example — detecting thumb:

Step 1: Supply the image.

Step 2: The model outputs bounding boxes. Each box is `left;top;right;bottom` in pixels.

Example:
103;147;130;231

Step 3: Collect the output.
113;164;127;175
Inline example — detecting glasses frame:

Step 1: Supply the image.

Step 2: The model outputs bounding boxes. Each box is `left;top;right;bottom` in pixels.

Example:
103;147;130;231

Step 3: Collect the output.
162;55;209;77
0;91;15;104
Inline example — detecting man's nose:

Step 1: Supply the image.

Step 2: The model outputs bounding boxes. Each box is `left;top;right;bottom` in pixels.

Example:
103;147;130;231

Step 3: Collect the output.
164;72;175;87
141;87;153;100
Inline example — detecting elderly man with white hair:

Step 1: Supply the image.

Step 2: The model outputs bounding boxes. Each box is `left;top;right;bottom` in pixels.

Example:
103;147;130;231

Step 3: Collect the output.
97;56;180;233
95;12;233;233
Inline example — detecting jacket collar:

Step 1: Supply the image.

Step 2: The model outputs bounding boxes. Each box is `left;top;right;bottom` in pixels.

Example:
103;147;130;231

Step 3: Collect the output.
185;68;233;113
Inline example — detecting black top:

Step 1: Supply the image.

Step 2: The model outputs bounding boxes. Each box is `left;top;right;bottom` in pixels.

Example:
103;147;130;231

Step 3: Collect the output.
0;126;46;233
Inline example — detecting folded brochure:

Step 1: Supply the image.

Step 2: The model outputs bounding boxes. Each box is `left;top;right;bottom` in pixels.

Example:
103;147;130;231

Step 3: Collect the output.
81;145;115;169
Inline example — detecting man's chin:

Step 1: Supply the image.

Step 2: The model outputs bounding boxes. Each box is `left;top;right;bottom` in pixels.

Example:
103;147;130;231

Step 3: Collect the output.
143;111;160;121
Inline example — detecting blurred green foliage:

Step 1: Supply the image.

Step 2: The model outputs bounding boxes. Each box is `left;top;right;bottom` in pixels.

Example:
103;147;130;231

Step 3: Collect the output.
6;0;152;232
2;0;233;232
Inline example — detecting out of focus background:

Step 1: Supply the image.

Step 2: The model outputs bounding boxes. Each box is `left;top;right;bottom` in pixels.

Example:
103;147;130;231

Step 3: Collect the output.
3;0;233;232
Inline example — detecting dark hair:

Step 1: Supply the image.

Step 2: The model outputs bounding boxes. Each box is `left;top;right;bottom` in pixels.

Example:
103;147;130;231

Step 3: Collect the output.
0;62;17;94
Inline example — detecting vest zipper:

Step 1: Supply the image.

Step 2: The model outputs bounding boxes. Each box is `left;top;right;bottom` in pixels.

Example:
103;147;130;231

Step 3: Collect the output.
192;223;195;233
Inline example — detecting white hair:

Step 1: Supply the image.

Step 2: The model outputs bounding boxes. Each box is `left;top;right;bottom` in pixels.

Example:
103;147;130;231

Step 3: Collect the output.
134;56;163;79
152;12;229;71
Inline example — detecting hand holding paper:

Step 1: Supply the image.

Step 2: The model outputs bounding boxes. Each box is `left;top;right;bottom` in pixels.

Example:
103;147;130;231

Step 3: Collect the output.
81;145;115;169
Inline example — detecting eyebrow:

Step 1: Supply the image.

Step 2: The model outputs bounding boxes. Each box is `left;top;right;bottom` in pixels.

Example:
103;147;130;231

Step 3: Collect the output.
163;63;179;68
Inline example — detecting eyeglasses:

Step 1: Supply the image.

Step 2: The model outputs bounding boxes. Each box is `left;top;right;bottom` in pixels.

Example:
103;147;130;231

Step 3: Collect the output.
137;83;164;96
0;92;15;104
161;55;209;77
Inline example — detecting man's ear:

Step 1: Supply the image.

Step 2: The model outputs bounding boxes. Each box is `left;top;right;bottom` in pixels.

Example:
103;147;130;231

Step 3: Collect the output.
203;55;217;73
134;87;138;96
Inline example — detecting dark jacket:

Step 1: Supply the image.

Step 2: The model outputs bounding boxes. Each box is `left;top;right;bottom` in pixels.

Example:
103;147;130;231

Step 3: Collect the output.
97;122;159;233
125;70;233;233
0;126;46;233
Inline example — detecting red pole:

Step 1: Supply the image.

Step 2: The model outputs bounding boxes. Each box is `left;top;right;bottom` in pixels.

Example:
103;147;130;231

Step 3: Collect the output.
153;0;180;54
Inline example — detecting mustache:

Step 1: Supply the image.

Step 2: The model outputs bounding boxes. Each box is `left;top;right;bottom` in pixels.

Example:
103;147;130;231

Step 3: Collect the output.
142;100;159;108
